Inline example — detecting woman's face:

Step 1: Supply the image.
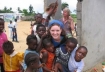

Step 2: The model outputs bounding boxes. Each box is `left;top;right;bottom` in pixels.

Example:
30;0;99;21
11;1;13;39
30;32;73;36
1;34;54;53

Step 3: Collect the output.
50;25;62;40
63;10;69;17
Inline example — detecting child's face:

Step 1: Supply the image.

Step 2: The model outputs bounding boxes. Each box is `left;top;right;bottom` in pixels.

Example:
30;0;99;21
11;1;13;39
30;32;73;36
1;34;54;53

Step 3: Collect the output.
28;40;37;50
46;43;54;53
36;15;42;24
65;42;76;53
32;58;39;69
4;47;14;55
0;21;4;32
37;27;46;38
75;48;87;62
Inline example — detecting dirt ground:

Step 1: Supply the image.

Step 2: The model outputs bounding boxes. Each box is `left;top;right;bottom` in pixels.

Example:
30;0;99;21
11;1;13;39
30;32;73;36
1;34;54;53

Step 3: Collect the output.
5;21;103;72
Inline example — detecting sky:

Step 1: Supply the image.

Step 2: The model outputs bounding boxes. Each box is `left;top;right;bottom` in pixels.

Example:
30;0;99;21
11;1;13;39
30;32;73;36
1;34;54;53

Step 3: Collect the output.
0;0;77;13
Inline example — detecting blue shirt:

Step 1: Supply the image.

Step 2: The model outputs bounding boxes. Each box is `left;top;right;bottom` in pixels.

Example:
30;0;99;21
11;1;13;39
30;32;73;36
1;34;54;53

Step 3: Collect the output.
52;36;65;48
22;49;43;72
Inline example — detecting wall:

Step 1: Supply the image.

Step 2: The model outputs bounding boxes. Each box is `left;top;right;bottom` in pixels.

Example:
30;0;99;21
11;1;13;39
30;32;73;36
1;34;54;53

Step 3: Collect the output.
79;0;105;71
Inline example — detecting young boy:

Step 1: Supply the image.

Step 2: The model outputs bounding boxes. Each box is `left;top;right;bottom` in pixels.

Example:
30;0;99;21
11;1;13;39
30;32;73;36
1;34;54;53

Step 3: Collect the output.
12;19;18;42
22;35;43;72
68;46;88;72
36;24;46;43
32;13;43;35
2;41;24;72
25;53;40;72
54;37;78;72
8;20;13;39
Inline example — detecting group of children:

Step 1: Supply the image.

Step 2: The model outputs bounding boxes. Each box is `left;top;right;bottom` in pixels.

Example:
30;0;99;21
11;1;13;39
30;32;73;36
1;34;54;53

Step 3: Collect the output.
0;4;88;72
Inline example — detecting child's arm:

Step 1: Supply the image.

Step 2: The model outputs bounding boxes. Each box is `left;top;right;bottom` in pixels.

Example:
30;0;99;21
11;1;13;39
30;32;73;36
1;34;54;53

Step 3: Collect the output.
74;61;84;72
69;16;75;30
36;33;46;52
41;51;54;72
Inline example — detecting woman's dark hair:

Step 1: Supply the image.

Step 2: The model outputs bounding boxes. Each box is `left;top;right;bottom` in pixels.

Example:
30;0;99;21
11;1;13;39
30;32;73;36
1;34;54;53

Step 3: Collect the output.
25;53;39;66
3;41;14;50
26;34;37;44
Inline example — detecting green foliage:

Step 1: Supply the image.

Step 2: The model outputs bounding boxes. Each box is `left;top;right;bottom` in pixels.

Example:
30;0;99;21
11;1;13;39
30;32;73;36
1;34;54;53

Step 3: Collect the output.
17;7;23;13
21;5;35;16
61;2;69;10
71;14;77;22
29;4;33;14
0;6;14;13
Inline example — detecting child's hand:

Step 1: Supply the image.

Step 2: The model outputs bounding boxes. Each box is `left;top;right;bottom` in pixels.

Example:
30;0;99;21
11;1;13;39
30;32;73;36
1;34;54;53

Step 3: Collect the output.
41;33;47;39
50;70;55;72
40;52;43;58
39;63;46;68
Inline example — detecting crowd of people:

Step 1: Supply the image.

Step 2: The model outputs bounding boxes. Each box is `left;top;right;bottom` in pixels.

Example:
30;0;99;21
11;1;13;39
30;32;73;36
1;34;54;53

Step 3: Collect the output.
0;1;88;72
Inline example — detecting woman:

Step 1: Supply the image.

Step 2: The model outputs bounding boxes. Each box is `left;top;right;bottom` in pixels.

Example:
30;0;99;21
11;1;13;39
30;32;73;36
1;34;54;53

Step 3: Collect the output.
43;2;58;27
61;7;75;38
47;19;67;48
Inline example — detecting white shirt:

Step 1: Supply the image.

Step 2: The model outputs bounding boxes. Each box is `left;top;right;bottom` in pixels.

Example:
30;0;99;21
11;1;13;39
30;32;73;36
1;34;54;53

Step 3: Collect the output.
13;22;17;28
68;48;84;72
8;23;13;31
43;12;53;21
33;25;37;35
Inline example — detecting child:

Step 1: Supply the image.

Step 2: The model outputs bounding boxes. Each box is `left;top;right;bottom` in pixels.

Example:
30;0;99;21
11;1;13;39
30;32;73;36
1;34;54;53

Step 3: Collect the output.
2;41;24;72
0;18;8;72
8;20;13;39
25;53;40;72
36;24;46;43
55;37;78;72
22;34;43;72
12;19;18;42
40;38;55;72
32;13;43;35
68;46;88;72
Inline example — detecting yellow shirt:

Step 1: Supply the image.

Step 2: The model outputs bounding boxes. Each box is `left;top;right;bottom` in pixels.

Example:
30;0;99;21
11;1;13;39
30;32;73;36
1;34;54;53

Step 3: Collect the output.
3;51;24;71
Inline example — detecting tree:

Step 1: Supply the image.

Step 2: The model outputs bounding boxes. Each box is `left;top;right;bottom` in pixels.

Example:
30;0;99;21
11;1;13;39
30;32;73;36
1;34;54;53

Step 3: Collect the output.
17;7;22;13
10;7;12;11
61;2;69;10
29;4;33;14
4;6;7;12
22;9;29;16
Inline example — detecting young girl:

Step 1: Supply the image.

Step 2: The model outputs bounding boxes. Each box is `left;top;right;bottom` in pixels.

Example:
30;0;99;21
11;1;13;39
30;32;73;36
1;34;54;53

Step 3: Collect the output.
55;37;78;72
68;46;88;72
2;41;24;72
25;53;40;72
0;18;8;72
22;34;43;72
32;13;43;35
40;38;55;72
36;24;46;43
8;20;13;39
12;19;18;42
